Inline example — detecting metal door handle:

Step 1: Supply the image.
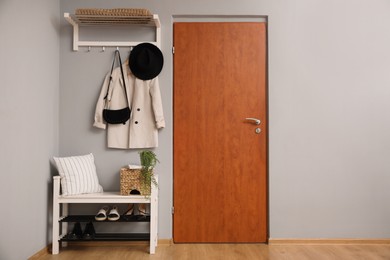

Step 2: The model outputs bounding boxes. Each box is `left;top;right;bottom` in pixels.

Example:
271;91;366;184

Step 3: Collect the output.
245;118;261;125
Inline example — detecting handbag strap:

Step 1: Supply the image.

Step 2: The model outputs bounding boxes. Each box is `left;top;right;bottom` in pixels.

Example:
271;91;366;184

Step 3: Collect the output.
103;50;130;108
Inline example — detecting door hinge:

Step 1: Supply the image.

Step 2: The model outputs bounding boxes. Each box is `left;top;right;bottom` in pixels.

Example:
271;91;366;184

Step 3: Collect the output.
172;46;175;54
171;206;175;214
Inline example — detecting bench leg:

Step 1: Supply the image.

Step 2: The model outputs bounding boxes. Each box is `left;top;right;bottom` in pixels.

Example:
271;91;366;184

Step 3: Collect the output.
52;196;60;254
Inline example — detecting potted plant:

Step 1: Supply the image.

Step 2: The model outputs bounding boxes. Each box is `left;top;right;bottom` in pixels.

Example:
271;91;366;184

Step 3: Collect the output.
139;150;159;190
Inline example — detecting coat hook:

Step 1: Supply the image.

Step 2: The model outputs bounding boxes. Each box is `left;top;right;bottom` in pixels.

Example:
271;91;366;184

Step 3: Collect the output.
116;47;119;51
101;46;105;52
87;46;91;52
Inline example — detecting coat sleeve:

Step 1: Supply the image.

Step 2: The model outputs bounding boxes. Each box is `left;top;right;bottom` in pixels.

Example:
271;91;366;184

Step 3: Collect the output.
93;72;111;129
149;77;165;129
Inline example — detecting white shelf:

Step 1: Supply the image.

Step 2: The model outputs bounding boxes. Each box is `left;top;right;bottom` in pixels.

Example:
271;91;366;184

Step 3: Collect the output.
64;12;161;51
58;191;151;204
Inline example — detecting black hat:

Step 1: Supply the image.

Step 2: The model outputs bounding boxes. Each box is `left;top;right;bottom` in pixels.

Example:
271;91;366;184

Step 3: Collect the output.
129;43;164;80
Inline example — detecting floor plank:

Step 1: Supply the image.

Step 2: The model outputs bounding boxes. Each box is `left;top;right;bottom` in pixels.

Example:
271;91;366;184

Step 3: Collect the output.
33;243;390;260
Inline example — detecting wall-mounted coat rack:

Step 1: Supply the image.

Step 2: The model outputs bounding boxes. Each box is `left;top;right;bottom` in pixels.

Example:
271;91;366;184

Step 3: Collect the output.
64;12;161;51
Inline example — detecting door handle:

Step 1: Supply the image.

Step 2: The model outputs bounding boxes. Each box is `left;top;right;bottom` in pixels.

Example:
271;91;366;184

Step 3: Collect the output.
245;118;261;125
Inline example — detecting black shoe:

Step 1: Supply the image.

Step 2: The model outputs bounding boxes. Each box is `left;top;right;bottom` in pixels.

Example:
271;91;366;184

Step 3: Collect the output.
122;204;135;221
83;222;96;240
136;204;149;221
67;222;82;240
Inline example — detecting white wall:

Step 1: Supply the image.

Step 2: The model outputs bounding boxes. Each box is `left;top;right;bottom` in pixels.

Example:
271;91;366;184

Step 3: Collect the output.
0;0;60;259
59;0;390;240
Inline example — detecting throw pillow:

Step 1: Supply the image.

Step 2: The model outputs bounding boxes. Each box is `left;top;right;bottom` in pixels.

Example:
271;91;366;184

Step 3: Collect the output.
53;153;103;196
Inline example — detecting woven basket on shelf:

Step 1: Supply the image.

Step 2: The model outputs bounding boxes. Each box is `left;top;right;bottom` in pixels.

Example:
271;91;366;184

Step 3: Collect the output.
120;168;151;196
75;8;152;17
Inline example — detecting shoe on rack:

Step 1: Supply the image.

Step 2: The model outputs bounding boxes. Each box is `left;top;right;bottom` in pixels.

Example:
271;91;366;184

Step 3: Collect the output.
83;222;96;240
122;203;135;221
136;203;148;220
108;206;120;221
95;206;109;221
67;222;82;240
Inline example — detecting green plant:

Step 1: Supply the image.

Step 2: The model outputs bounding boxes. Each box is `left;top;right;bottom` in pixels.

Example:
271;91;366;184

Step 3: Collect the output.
139;150;159;189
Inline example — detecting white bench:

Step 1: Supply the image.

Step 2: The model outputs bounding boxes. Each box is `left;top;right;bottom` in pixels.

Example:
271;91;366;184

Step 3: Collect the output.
51;175;158;254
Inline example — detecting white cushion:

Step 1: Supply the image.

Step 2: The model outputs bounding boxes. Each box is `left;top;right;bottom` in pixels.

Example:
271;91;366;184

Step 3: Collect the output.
53;153;103;196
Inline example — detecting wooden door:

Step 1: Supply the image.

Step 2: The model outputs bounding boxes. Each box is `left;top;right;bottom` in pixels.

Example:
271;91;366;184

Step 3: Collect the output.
173;22;267;242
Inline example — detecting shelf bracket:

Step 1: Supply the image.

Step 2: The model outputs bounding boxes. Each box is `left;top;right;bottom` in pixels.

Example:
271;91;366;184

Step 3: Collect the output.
64;13;79;51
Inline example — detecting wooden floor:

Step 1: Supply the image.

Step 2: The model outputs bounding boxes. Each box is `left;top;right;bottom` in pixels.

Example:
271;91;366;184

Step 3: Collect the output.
32;243;390;260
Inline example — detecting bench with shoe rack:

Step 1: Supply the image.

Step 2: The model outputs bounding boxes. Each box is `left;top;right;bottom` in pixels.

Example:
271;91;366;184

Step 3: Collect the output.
52;176;158;254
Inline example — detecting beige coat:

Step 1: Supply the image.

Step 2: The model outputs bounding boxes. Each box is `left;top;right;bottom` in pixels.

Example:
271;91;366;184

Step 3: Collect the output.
94;61;165;149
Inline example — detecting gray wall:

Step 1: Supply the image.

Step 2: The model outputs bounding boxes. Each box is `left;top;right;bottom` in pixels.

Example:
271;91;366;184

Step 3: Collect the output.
58;0;390;242
268;1;390;238
0;0;60;259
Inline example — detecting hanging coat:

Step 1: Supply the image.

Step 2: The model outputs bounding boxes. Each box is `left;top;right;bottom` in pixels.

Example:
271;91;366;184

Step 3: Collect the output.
94;60;165;149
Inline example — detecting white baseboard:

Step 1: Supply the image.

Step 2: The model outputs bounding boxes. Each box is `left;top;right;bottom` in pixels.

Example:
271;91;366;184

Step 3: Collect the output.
268;238;390;245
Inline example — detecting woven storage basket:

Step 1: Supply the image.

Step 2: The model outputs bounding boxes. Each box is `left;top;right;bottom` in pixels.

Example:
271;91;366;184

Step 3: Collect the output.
120;168;151;196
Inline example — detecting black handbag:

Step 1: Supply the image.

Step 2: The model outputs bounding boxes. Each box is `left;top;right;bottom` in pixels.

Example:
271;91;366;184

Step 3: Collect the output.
103;50;131;125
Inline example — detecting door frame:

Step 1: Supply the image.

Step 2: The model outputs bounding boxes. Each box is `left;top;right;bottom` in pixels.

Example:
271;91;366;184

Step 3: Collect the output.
171;15;270;242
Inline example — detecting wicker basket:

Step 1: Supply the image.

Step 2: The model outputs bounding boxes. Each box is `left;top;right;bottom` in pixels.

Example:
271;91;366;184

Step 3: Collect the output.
75;8;152;17
120;168;150;196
